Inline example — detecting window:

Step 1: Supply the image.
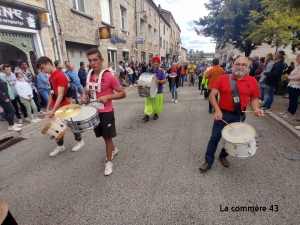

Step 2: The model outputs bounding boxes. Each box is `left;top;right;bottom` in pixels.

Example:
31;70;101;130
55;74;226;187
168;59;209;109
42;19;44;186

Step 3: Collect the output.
149;8;152;16
159;37;162;48
154;29;157;45
148;25;152;43
72;0;90;14
154;13;157;21
101;0;111;24
107;50;116;72
120;6;127;30
140;19;145;40
163;25;165;35
163;40;165;49
166;41;168;50
141;0;145;11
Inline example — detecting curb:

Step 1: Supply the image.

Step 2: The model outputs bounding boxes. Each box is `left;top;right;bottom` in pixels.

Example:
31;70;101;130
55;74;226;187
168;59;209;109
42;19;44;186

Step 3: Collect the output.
0;86;137;141
266;111;300;140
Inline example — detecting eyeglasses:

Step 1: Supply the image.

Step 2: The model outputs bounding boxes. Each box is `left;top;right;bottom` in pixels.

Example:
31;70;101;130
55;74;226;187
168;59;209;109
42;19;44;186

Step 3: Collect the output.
234;63;248;68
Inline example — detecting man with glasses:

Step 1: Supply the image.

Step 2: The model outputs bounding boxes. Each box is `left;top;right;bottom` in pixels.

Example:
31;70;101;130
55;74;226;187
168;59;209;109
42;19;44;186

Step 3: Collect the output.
199;57;264;172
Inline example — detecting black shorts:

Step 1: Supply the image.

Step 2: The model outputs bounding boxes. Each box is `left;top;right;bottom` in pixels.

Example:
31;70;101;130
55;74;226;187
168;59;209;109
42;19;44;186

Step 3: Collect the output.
93;111;117;139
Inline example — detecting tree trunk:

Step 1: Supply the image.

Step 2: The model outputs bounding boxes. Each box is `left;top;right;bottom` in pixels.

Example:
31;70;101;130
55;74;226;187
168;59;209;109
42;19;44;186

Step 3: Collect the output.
243;40;254;57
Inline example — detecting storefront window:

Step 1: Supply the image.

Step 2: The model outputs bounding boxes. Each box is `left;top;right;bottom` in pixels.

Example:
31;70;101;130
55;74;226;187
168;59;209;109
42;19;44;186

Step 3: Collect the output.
107;50;116;71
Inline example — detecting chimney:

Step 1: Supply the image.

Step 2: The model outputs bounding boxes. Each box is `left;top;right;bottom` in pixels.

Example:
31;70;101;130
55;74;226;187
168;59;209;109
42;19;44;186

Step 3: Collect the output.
158;4;161;12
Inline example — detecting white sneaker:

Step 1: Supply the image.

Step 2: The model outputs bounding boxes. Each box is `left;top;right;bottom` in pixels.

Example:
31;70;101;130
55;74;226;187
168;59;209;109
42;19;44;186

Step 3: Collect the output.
282;112;293;118
259;100;263;104
39;111;45;114
295;126;300;130
104;161;113;176
35;118;42;122
18;119;23;124
171;99;175;103
24;117;31;122
30;119;39;123
14;123;23;127
175;100;178;104
72;140;85;152
50;145;66;157
130;85;133;87
106;148;119;160
8;125;22;132
280;111;288;115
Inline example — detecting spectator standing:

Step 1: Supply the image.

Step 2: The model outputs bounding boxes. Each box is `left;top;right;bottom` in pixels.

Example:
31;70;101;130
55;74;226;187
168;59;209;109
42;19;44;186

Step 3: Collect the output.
254;57;265;81
15;72;41;123
258;53;274;104
66;64;83;104
2;64;29;123
205;58;224;113
262;51;286;110
78;61;87;88
126;63;134;87
36;68;50;107
119;61;126;87
249;54;260;77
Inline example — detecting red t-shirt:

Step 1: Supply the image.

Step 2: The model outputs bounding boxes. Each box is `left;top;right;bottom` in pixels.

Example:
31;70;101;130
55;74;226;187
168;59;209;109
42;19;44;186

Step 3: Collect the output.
89;71;121;113
213;74;260;112
49;70;69;108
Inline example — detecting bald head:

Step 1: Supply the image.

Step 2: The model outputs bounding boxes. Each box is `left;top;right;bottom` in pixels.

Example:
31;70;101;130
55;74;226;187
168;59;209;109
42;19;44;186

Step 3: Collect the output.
69;64;74;71
234;57;249;65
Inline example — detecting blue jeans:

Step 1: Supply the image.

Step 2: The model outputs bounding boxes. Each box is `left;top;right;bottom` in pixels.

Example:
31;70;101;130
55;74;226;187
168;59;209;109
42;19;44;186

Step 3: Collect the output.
260;87;266;101
0;102;16;126
171;82;178;100
128;74;133;85
288;87;300;114
204;111;241;165
73;84;83;104
264;85;276;108
180;75;185;86
39;89;50;107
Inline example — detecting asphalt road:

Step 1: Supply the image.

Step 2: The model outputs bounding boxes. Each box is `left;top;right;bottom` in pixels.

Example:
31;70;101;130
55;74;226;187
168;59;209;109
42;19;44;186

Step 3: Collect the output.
0;85;299;225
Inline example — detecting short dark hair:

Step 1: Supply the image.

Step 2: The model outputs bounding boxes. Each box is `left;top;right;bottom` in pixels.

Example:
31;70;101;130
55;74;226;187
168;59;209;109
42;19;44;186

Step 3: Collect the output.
278;50;285;59
80;61;85;67
2;64;10;70
87;48;102;59
36;56;53;69
54;60;60;67
212;58;219;65
260;57;265;63
64;61;69;65
15;72;23;78
18;61;26;67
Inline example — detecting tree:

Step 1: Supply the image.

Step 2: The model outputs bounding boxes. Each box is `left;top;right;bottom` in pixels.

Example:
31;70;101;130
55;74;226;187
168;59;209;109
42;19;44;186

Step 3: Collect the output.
249;0;300;52
194;0;263;57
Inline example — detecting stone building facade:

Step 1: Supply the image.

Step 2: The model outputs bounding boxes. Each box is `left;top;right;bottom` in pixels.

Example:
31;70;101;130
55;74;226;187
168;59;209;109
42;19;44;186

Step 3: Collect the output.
0;0;55;74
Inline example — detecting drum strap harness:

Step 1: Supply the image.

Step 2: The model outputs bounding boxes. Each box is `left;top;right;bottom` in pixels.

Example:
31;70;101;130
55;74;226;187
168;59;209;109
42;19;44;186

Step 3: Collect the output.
229;74;242;114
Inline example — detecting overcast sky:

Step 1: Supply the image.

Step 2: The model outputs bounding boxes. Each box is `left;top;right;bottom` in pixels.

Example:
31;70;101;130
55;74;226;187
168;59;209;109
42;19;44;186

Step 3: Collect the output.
154;0;215;53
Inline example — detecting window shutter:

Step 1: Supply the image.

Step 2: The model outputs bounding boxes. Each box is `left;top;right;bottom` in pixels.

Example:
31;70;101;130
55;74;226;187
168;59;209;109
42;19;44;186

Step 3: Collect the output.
84;0;91;15
102;0;111;23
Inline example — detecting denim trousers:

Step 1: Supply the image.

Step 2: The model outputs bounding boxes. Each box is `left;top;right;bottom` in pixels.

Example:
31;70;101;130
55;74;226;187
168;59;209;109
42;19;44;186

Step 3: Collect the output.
39;88;50;107
171;82;178;100
204;111;241;165
180;75;185;86
73;84;83;104
207;90;218;112
264;85;276;108
288;87;300;114
260;87;266;101
128;74;133;85
0;101;15;125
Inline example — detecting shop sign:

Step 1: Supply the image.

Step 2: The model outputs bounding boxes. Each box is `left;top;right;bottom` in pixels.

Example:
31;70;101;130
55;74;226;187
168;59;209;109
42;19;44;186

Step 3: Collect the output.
39;13;51;27
99;27;111;39
0;3;40;30
135;37;144;44
111;33;126;45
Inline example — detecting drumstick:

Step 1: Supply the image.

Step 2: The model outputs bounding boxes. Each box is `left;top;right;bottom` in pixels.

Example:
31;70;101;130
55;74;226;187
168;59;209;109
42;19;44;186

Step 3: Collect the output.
221;119;235;129
242;111;270;114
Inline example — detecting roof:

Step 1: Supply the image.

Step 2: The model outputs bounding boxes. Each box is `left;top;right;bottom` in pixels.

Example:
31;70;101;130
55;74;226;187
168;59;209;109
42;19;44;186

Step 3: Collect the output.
181;47;187;51
161;9;181;32
146;0;171;28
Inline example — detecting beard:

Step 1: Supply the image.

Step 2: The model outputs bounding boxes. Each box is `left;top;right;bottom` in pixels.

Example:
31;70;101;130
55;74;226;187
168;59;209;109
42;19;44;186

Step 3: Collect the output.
232;68;248;77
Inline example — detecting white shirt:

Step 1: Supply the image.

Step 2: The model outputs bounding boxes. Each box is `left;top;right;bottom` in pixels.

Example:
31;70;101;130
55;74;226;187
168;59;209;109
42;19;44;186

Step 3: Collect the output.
15;80;33;100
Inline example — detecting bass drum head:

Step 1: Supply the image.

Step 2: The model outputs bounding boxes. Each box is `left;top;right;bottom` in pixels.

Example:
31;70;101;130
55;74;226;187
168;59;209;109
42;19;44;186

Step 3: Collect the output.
68;107;97;121
150;75;158;98
222;122;256;144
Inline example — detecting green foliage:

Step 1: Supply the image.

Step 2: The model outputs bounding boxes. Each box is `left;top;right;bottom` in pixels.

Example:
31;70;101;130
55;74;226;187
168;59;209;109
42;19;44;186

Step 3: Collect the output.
194;0;263;56
281;74;290;85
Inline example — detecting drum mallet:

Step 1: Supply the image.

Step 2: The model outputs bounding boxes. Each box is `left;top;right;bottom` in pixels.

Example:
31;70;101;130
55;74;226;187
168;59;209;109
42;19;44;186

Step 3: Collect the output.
221;119;235;129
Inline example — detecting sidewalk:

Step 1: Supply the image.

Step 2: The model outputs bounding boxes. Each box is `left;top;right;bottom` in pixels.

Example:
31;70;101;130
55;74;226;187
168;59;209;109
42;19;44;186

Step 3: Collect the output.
0;86;136;141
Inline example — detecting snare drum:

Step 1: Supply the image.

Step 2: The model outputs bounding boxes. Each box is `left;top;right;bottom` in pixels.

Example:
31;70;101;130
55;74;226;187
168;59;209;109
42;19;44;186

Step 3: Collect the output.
137;73;158;98
41;117;68;142
222;122;258;158
65;106;100;133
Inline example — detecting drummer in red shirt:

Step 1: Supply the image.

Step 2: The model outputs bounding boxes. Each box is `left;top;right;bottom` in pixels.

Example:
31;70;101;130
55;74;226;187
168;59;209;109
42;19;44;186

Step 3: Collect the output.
82;49;126;176
36;57;85;157
199;57;264;172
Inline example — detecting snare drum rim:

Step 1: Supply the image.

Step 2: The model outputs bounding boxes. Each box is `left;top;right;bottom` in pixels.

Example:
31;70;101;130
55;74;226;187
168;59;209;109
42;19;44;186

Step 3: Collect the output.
221;122;257;145
66;113;100;133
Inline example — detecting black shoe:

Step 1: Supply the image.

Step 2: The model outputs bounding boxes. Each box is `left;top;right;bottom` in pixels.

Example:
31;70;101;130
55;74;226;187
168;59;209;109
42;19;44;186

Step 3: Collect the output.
143;115;149;122
208;111;212;114
153;114;158;120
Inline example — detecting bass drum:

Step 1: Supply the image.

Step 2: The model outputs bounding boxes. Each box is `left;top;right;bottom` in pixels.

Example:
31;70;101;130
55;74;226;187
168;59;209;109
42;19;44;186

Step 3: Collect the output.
137;73;158;98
